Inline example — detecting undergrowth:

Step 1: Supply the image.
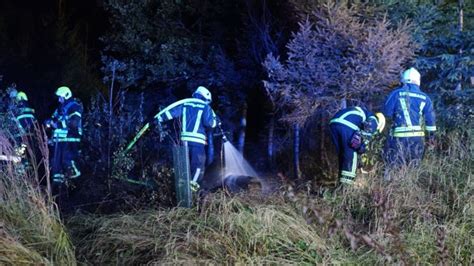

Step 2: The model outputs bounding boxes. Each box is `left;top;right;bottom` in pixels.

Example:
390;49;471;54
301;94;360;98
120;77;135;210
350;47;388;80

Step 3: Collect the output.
0;132;76;265
68;130;473;264
1;125;472;264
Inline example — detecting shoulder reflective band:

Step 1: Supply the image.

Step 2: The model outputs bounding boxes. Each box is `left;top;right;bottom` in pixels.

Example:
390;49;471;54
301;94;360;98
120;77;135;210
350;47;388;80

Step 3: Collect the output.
425;126;437;131
354;107;366;121
156;98;207;120
183;102;205;108
16;114;35;120
393;132;425;137
68;111;82;118
399;92;426;100
399;98;413;126
330;118;359;131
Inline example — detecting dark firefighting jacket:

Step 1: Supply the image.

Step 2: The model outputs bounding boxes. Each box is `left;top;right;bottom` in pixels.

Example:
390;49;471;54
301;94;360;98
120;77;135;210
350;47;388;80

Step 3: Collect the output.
384;84;436;138
154;97;217;145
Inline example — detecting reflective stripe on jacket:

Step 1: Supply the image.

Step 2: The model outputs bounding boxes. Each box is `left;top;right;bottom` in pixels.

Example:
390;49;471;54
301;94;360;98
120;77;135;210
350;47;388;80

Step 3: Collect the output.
13;103;36;135
155;98;217;145
330;106;378;134
51;98;83;143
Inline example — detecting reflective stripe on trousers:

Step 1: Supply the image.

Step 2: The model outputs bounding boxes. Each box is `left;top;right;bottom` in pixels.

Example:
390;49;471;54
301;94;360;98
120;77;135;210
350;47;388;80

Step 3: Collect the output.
330;123;358;185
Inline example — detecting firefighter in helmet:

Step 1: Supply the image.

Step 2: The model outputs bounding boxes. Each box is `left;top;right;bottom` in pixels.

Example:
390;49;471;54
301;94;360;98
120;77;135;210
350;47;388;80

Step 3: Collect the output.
45;86;83;192
329;106;385;185
10;91;37;160
154;86;217;192
383;67;436;171
12;91;37;139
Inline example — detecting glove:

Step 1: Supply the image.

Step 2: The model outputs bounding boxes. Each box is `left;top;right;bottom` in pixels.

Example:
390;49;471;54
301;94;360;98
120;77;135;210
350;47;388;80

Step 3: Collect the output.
349;131;363;150
44;119;58;129
190;180;200;192
15;143;27;156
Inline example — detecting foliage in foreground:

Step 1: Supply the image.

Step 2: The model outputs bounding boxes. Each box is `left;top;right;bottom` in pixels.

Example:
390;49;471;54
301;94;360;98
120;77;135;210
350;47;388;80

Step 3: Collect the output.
69;131;473;264
0;134;76;265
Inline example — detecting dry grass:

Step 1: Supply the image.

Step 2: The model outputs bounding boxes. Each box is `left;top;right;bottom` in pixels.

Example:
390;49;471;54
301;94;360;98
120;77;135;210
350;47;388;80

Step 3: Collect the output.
0;129;76;265
69;194;328;264
69;129;473;264
1;122;472;264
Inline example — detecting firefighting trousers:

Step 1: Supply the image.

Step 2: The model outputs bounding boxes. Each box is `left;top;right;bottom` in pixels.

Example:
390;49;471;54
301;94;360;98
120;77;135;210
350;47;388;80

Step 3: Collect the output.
330;123;358;185
188;142;206;185
51;141;81;184
384;136;424;167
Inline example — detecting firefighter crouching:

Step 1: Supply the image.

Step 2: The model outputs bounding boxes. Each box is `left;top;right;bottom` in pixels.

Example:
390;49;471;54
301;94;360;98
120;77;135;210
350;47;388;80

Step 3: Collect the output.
45;86;83;195
329;106;385;186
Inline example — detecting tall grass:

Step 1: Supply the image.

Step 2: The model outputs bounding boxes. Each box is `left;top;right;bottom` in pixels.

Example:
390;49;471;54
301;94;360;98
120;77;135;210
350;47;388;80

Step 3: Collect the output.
69;130;473;264
69;193;328;264
1;122;471;264
0;130;76;265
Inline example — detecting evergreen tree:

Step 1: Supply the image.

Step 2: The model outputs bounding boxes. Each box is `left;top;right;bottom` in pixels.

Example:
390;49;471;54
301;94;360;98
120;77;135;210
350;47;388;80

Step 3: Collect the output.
380;0;474;91
263;2;415;125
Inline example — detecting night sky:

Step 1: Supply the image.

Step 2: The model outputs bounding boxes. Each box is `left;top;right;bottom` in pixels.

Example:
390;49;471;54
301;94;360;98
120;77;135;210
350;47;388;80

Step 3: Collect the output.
0;0;107;117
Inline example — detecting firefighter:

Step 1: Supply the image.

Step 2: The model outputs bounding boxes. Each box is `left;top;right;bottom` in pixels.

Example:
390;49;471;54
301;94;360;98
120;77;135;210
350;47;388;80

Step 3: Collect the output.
154;86;217;192
383;67;436;168
12;91;37;139
329;106;385;185
45;86;83;192
10;91;37;160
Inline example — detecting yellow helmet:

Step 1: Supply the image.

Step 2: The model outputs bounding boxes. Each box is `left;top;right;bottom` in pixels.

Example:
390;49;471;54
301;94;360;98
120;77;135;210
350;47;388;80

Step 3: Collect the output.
16;91;28;101
375;112;385;133
56;86;72;100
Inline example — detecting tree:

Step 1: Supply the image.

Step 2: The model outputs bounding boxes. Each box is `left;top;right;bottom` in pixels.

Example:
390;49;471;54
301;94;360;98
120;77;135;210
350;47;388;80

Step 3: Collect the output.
263;2;415;178
380;0;474;91
101;0;241;99
264;2;415;124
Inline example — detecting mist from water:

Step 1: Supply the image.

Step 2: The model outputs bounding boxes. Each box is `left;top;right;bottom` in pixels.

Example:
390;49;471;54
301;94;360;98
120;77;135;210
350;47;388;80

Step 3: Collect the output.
223;141;258;178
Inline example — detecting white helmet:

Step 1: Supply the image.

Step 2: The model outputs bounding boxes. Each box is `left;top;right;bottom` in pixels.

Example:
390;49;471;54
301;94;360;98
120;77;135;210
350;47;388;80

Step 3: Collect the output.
193;86;212;103
401;67;421;86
